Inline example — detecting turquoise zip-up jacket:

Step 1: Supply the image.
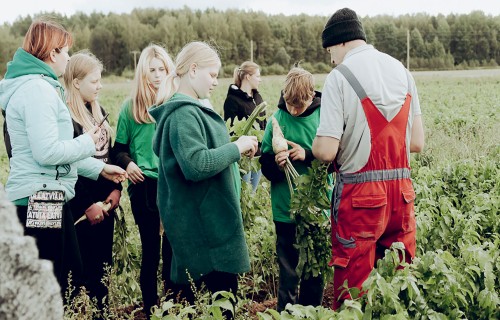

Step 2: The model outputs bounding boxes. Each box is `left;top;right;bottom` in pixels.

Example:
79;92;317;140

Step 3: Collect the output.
149;93;249;284
0;48;104;203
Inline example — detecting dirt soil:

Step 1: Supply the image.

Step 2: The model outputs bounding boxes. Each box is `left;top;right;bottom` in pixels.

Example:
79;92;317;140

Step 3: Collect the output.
128;281;336;319
244;281;335;318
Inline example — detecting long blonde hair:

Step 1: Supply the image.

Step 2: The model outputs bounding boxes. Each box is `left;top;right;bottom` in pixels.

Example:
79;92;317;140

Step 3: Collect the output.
131;44;174;123
63;50;111;135
156;41;221;105
233;61;260;88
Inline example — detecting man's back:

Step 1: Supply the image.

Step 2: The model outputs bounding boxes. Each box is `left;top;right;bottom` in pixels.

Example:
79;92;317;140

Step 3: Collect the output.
318;44;421;173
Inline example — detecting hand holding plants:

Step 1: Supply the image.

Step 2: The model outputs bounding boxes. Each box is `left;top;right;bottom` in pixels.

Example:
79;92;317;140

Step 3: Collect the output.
234;135;258;158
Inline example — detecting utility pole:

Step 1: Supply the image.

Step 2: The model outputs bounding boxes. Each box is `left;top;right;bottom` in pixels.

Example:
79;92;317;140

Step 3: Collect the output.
250;40;253;62
407;29;410;70
130;50;140;71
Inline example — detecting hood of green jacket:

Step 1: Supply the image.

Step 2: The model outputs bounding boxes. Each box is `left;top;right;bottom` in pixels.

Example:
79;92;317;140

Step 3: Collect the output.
149;92;215;122
4;48;58;80
0;48;62;111
149;93;217;151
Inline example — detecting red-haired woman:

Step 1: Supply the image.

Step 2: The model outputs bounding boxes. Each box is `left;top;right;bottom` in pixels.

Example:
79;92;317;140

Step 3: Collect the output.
0;18;126;293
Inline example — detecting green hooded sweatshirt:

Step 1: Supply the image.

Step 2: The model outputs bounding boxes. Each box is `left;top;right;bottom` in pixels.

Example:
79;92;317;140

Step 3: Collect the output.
261;92;333;223
149;93;249;284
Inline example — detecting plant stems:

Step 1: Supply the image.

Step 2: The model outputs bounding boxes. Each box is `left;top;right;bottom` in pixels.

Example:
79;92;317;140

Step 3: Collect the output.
286;158;300;179
242;101;267;136
284;160;299;194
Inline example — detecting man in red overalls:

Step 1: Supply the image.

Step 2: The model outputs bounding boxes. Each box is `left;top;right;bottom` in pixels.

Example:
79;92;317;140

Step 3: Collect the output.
312;8;425;310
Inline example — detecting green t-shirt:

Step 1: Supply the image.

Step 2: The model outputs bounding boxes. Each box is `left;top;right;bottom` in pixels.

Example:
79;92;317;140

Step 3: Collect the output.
261;108;333;223
115;100;158;179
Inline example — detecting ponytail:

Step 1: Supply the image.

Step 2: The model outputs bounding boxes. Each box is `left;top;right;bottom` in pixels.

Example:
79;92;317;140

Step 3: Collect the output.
233;61;260;88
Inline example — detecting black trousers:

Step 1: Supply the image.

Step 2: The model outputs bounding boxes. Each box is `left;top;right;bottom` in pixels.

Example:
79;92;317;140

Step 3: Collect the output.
16;204;83;296
274;221;324;312
175;271;238;320
73;208;114;308
128;177;173;315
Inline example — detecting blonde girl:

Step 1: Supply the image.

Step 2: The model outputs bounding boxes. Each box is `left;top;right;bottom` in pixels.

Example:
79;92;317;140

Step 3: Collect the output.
63;50;123;310
223;61;266;191
111;44;174;316
149;41;257;313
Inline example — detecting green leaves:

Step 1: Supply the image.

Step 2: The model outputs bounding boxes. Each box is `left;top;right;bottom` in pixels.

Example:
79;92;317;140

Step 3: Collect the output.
290;160;334;284
226;101;267;142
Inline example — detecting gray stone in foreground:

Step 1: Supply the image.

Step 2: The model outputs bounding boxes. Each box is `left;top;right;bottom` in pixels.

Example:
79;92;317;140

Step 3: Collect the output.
0;186;63;320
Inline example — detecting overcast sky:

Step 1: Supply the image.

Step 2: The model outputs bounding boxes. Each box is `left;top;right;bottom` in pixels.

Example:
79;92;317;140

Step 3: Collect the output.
1;0;499;24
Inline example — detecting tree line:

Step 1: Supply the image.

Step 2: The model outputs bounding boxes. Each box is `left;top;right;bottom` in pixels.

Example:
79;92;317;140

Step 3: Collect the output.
0;7;498;77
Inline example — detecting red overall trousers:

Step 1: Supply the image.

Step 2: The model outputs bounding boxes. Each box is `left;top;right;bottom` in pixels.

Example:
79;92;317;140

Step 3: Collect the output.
330;65;416;310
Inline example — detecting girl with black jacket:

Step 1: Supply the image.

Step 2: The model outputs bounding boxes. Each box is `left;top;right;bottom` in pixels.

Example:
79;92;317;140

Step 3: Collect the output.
64;51;122;312
223;61;267;191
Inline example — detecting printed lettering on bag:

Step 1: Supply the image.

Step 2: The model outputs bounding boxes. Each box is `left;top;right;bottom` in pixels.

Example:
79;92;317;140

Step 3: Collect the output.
26;190;65;229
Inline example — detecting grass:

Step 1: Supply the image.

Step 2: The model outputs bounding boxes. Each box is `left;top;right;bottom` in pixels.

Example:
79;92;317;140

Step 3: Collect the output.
2;69;499;185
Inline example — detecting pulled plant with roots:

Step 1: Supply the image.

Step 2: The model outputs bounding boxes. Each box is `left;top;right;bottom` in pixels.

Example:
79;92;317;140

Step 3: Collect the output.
74;201;111;225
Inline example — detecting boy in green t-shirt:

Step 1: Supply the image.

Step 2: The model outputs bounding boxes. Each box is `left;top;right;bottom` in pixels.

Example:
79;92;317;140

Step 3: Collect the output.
260;67;332;311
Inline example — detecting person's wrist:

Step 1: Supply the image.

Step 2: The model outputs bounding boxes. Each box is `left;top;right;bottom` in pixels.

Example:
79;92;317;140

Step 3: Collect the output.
233;141;244;154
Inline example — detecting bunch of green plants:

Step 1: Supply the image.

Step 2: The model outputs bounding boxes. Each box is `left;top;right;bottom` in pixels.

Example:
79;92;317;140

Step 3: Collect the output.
290;160;334;284
151;278;237;320
109;202;143;306
64;200;145;318
226;102;267;143
238;167;278;301
64;272;100;320
413;158;500;256
239;162;270;228
225;103;280;302
225;102;267;176
258;303;363;320
240;186;279;301
258;242;499;319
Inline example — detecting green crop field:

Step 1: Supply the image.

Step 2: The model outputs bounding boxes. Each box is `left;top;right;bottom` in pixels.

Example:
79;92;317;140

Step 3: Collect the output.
1;69;499;319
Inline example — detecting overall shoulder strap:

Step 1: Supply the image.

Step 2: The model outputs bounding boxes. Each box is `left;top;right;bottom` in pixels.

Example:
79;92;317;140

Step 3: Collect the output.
404;69;412;94
335;64;367;100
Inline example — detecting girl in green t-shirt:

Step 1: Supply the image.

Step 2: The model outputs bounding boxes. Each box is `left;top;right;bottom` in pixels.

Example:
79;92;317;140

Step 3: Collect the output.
111;44;175;316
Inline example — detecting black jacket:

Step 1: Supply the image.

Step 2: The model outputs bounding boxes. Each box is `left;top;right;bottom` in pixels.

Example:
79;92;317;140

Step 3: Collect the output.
223;84;267;130
69;106;122;218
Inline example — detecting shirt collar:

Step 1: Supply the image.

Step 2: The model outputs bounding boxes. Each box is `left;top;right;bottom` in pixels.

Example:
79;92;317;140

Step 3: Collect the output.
344;44;374;61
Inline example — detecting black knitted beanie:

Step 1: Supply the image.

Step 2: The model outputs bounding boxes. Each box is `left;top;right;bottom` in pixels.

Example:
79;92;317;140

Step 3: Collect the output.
322;8;367;48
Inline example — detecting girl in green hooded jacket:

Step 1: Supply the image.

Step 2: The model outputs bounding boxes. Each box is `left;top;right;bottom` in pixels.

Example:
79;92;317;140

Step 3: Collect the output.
149;41;257;313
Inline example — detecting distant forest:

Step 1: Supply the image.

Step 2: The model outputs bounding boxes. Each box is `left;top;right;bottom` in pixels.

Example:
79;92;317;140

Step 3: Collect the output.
1;7;499;76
